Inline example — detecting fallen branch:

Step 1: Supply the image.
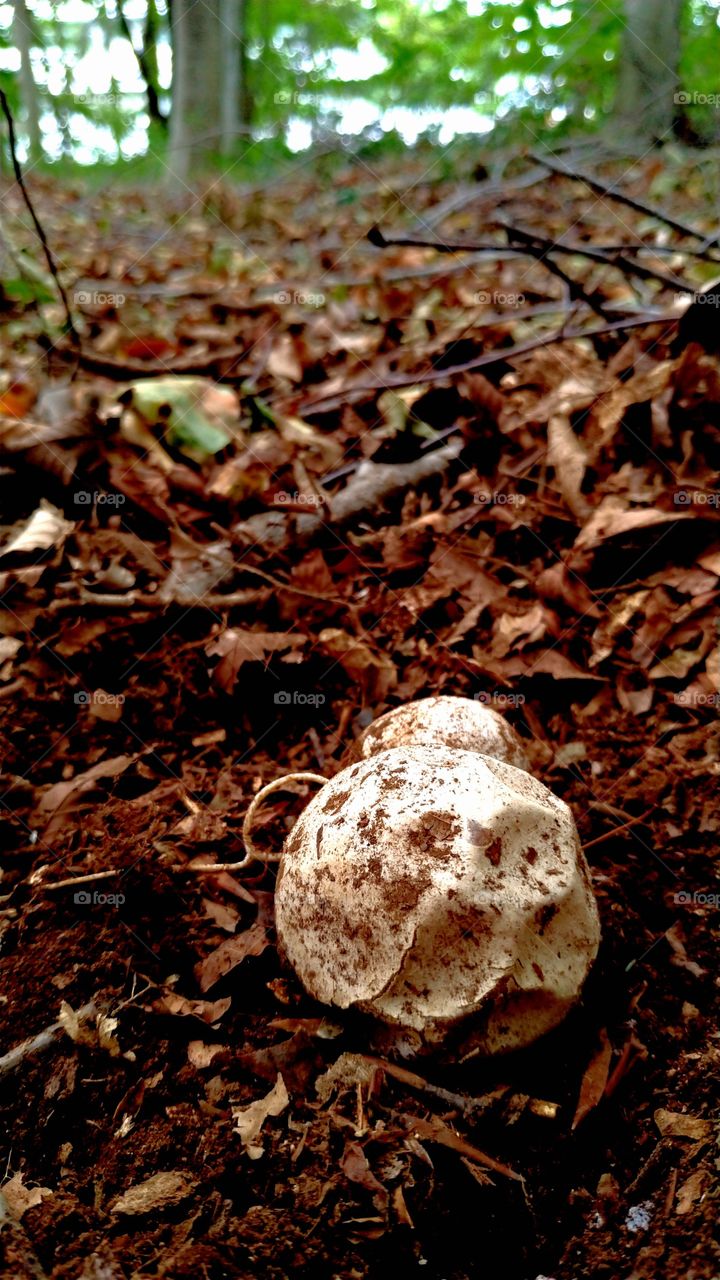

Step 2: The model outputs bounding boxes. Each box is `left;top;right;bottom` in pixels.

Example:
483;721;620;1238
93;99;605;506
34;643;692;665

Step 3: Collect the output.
0;1001;96;1075
369;225;718;263
48;338;252;382
295;312;678;415
369;222;696;294
423;162;551;228
534;153;719;249
499;220;611;317
231;438;463;550
498;217;692;296
47;570;343;613
76;253;502;301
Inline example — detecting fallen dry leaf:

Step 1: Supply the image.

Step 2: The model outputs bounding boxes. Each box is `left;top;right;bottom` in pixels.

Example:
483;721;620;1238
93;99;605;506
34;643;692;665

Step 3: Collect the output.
341;1141;389;1211
111;1170;194;1215
665;923;707;978
58;1002;121;1057
35;755;137;829
573;500;692;552
153;992;231;1024
0;500;73;559
319;629;396;699
207;629;305;693
1;1171;53;1220
572;1029;613;1130
202;898;240;932
195;921;271;992
232;1074;289;1159
547;413;589;519
675;1169;708;1214
187;1041;224;1069
654;1109;713;1141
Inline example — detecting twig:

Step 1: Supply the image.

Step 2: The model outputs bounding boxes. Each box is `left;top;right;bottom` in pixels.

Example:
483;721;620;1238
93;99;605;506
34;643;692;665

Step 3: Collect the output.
47;569;345;612
423;163;551;227
370;222;695;294
369;226;719;264
76;253;505;302
500;218;692;296
534;153;719;247
232;439;463;550
295;312;677;414
45;588;253;612
49;337;251;381
0;1001;96;1075
583;805;655;851
360;1053;503;1121
500;220;610;317
40;869;121;891
390;1109;523;1183
0;88;80;347
367;224;524;256
623;1138;672;1201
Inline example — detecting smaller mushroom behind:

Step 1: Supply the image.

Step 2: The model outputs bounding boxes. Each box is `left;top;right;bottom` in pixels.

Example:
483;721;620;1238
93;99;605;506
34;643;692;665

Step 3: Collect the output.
275;745;601;1055
345;694;529;772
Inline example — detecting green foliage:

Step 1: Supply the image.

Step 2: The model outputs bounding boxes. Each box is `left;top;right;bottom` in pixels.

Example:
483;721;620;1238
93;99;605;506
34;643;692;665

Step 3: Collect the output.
1;275;55;305
2;0;719;171
127;377;232;460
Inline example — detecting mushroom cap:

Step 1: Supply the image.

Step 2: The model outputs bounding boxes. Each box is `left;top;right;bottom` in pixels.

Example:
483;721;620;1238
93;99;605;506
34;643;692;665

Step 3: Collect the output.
345;695;529;772
275;745;600;1054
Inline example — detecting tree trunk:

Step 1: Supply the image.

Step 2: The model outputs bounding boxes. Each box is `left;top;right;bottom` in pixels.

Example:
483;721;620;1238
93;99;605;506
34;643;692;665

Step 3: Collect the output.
168;0;224;182
118;0;167;129
613;0;684;142
239;0;253;129
13;0;42;162
220;0;240;152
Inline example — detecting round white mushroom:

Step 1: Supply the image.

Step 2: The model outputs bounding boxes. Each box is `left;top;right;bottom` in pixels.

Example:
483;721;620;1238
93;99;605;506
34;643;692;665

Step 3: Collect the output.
345;695;529;772
275;745;600;1054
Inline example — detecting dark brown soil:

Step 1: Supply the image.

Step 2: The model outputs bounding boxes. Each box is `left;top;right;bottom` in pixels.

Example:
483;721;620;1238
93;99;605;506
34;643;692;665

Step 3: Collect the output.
1;154;719;1279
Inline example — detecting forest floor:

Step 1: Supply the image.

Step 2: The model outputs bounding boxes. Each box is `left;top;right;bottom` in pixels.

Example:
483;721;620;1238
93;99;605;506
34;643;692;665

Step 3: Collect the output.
0;144;718;1280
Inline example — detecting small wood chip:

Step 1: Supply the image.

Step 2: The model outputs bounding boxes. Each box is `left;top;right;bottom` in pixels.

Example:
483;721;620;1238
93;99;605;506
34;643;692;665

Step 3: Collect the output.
111;1171;194;1216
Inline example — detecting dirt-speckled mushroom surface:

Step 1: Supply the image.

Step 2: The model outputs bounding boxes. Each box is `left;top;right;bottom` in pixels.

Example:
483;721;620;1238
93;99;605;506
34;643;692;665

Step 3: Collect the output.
345;695;530;772
275;745;600;1054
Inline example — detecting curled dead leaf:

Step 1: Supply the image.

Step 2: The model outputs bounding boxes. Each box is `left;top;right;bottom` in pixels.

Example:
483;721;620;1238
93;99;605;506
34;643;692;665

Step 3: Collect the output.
153;992;231;1024
232;1074;289;1159
572;1029;612;1130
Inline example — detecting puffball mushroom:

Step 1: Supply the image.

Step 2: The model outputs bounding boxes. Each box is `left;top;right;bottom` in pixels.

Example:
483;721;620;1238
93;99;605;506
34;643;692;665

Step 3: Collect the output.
275;746;600;1054
345;695;530;773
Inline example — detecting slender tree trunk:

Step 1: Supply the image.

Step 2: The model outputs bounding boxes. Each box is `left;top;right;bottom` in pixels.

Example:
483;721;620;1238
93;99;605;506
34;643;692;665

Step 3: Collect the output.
143;0;164;110
117;0;167;128
168;0;224;182
220;0;240;152
13;0;42;162
613;0;684;142
239;0;253;129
